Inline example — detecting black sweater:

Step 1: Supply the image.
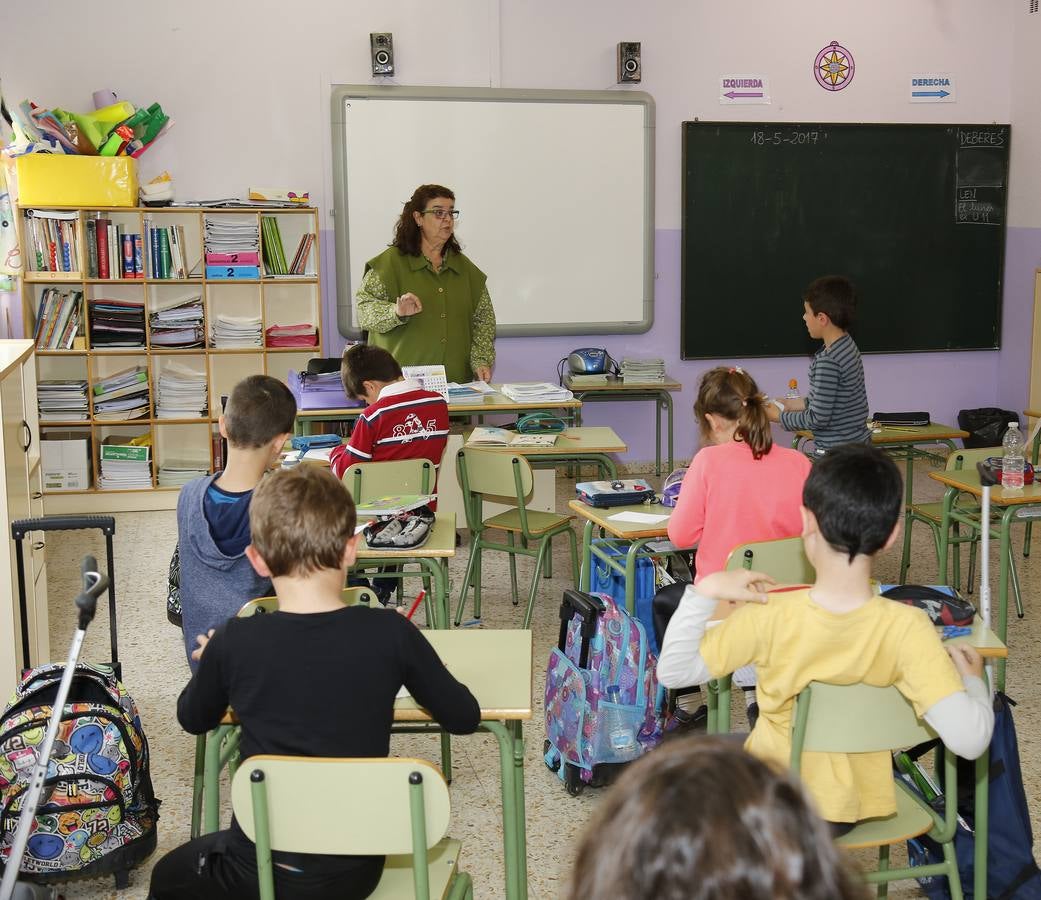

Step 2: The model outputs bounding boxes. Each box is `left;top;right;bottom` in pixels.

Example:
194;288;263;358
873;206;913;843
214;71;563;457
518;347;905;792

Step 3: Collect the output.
177;604;481;883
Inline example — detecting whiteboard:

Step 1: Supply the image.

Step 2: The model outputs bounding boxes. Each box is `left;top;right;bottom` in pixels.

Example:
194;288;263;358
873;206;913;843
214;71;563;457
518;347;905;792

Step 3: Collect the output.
330;86;655;337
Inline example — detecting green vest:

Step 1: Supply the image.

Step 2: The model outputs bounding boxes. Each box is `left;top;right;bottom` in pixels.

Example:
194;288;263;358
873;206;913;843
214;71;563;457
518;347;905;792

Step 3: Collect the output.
365;247;487;384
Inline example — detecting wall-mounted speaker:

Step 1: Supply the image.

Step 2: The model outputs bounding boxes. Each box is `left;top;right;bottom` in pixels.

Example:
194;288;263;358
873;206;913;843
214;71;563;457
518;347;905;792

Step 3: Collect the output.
370;33;395;76
617;42;641;83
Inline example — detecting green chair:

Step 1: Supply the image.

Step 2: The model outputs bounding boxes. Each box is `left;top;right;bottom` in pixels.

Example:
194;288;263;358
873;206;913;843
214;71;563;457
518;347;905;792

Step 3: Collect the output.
706;537;815;733
791;682;963;899
190;587;376;838
899;447;1023;616
232;755;472;900
454;447;579;628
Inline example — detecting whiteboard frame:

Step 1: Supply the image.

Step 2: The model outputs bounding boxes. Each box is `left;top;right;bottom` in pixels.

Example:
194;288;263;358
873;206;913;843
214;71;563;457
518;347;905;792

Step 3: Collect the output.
330;85;655;338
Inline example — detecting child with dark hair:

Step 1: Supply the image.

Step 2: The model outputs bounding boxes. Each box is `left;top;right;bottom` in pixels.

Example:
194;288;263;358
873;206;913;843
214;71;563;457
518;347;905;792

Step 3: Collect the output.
668;366;811;580
151;466;480;900
569;737;868;900
766;275;871;450
176;374;296;671
659;444;993;829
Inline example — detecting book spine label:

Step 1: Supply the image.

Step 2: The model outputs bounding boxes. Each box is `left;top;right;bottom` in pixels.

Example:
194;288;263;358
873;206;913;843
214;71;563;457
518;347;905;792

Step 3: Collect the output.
205;265;260;279
122;234;134;278
205;251;259;266
149;226;161;278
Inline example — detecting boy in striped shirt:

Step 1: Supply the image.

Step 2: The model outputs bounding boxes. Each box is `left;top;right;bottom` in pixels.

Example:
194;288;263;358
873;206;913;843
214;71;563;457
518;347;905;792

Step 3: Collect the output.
767;275;871;450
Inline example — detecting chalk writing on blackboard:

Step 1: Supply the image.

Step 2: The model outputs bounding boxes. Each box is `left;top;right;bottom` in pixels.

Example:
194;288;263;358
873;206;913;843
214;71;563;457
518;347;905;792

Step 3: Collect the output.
955;127;1007;226
750;128;828;146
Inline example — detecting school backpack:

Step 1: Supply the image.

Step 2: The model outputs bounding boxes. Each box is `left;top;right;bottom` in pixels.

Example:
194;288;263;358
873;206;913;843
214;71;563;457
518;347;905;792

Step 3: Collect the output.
0;662;159;884
543;590;665;795
904;692;1041;899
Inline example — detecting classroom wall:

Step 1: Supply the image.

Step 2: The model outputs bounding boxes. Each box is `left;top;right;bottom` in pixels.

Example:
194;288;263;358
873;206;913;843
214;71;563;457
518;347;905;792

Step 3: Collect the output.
3;0;1024;461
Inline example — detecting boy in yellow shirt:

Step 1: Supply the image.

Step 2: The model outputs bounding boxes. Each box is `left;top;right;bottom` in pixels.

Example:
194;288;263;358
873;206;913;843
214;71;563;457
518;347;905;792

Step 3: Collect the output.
658;443;994;827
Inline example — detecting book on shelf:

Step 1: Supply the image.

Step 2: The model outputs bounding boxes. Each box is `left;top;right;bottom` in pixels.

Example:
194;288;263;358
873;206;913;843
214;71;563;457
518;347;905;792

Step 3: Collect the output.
38;379;89;421
89;298;145;348
287;233;315;275
467;426;558;447
92;364;148;396
84;217;143;280
24;209;79;274
33;288;83;350
98;438;152;489
155;364;208;419
149;294;204;348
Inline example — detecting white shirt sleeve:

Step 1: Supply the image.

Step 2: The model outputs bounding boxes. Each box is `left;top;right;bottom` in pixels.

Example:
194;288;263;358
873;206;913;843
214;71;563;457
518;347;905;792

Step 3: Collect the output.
922;675;994;760
656;587;717;689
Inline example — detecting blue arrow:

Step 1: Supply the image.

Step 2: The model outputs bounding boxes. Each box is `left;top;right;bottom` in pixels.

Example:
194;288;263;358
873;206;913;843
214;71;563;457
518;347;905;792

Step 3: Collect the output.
912;90;950;98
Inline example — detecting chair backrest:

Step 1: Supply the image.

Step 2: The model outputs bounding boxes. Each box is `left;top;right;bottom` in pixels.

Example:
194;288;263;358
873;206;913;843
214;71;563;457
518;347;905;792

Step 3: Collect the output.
342;459;434;502
946;446;999;472
791;682;936;761
237;586;375;618
458;447;534;498
724;536;815;585
231;755;451;855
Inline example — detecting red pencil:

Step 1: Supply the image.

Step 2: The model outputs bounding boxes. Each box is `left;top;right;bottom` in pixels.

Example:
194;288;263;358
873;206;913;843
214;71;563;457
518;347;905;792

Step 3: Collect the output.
406;590;427;620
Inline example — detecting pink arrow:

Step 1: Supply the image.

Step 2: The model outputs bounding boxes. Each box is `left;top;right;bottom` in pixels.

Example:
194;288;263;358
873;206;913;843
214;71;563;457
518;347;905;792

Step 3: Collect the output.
724;90;764;99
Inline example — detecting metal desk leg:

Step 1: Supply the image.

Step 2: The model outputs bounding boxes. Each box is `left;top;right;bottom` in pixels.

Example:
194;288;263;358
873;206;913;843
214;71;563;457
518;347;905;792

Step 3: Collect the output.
661;390;675;475
580;519;594;591
935;487;957;592
483;721;525;900
1027;425;1041;557
974;731;990;897
654;392;662;477
512;721;528;900
997;507;1014;693
190;733;206;839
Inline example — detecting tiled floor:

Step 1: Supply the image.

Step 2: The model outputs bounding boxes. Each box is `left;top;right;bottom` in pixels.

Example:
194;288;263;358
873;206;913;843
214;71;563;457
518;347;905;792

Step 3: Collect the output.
34;459;1041;898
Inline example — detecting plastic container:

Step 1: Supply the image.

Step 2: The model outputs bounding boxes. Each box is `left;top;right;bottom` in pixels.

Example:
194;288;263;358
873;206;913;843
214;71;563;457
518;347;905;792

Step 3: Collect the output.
603;684;638;760
785;379;800;400
1002;421;1025;491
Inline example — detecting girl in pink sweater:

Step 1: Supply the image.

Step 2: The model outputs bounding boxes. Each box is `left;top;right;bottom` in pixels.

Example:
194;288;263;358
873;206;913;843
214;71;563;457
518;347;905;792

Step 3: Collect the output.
668;367;811;581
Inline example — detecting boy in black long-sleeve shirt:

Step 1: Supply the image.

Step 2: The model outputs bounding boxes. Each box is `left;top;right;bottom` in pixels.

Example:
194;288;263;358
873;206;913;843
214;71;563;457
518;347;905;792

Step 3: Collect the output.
149;466;480;900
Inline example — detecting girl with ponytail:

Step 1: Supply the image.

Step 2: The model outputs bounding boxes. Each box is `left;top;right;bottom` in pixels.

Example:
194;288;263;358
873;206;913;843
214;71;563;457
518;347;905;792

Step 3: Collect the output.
668;367;811;580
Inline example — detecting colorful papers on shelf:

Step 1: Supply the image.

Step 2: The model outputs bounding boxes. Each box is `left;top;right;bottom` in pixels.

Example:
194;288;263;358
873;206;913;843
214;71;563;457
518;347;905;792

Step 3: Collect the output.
33;288;83;350
265;323;318;348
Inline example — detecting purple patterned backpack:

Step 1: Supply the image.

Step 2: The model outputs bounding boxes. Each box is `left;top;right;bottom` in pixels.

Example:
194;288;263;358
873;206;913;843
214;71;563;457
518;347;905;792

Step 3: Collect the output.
543;590;664;795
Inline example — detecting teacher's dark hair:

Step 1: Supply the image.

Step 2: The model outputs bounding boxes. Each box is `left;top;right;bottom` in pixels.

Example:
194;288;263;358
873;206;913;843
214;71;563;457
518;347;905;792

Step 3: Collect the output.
392;184;463;257
569;737;867;900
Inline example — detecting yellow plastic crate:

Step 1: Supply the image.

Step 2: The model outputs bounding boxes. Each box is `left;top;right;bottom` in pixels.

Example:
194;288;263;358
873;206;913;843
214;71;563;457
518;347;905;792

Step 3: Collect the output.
15;155;138;207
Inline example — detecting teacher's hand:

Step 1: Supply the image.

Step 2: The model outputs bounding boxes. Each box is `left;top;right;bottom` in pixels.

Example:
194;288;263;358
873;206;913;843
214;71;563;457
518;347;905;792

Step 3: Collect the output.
474;365;492;383
395;293;423;317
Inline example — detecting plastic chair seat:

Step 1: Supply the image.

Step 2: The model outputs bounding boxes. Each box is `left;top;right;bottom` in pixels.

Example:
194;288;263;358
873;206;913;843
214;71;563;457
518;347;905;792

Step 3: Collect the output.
372;839;464;899
483;509;574;535
836;784;934;850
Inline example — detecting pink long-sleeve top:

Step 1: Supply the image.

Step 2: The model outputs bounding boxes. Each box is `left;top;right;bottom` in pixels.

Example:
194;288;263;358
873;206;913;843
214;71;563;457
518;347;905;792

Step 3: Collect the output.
667;439;812;580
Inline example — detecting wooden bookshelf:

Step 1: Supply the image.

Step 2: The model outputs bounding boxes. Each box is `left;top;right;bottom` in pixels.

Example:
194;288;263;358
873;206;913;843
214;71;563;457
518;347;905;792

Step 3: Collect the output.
18;206;322;512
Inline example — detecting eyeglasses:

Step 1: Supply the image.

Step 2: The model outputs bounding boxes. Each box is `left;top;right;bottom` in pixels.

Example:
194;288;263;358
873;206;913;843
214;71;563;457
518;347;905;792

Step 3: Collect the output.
421;208;460;221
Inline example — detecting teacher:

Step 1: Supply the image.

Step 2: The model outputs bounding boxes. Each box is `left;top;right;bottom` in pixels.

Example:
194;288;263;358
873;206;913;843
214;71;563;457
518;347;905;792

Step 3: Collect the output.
356;184;496;384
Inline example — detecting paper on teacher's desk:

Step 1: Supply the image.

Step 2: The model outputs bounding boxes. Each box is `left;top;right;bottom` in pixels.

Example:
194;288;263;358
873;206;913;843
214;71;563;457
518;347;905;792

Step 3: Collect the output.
608;511;670;524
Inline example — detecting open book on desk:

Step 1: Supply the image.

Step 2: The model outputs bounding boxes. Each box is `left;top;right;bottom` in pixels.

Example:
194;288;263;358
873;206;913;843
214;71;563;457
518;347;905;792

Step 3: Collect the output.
468;426;558;448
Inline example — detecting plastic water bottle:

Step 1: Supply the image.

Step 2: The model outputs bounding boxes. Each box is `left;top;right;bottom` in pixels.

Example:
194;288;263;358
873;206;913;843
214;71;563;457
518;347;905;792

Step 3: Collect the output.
785;379;801;400
1002;422;1025;491
604;685;638;760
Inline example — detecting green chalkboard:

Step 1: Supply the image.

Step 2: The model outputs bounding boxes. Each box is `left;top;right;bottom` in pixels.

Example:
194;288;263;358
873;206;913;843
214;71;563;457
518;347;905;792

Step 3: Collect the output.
681;122;1009;358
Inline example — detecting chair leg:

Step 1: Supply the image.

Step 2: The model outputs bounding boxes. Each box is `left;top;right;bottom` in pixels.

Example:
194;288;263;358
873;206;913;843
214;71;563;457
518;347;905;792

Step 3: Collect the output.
942;834;964;900
506;532;519;606
1010;546;1025;618
967;536;977;594
951;523;961;591
190;733;206;839
899;511;914;582
523;539;551;629
1025;520;1033;558
567;527;580;587
545;534;553;578
473;538;484;619
454;538;481;626
876;844;889;899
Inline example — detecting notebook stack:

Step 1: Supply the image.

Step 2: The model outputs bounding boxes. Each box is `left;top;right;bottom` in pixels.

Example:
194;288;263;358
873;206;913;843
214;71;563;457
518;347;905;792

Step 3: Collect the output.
89;298;146;348
150;295;204;348
32;289;83;350
499;382;574;404
158;459;210;488
155;365;208;419
38;380;89;422
98;440;152;490
204;216;260;279
211;314;262;348
264;323;318;348
619;358;666;382
92;365;150;421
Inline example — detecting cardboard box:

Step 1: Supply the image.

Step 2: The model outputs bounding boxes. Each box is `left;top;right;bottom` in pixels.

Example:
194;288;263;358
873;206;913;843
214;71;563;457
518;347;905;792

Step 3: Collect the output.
41;432;91;491
100;439;150;463
16;155;139;208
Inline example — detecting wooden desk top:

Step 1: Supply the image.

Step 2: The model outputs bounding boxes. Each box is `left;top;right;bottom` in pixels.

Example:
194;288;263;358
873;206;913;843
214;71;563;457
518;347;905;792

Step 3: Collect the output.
796;422;968;445
1025;409;1041;419
565;375;682;393
355;512;457;558
568;498;672;539
465;426;626;455
297;387;581;418
395;629;533;721
929;469;1041;506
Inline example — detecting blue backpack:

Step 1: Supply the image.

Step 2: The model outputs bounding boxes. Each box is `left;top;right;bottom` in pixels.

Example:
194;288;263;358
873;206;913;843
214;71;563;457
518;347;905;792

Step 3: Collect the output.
905;692;1041;899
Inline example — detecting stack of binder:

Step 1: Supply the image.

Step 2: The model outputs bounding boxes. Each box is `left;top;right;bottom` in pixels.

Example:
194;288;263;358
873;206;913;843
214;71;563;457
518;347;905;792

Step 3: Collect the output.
38;380;89;422
158;459;210;487
211;314;262;348
155;365;208;419
89;298;145;348
98;441;152;490
287;370;360;410
620;358;666;382
150;295;204;348
204;216;260;279
92;365;150;421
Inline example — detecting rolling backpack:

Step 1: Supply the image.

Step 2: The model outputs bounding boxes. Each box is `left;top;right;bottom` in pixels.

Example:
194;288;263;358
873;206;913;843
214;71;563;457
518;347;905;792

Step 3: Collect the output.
0;662;158;885
543;590;665;795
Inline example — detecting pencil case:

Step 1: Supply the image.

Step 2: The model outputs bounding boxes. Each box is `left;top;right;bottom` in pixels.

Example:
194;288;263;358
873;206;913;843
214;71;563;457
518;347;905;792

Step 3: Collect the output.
290;433;341;452
871;411;931;426
575;479;656;508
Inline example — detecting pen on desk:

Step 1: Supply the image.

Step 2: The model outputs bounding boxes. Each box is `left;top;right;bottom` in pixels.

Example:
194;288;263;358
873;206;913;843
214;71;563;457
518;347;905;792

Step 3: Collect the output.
406;590;427;620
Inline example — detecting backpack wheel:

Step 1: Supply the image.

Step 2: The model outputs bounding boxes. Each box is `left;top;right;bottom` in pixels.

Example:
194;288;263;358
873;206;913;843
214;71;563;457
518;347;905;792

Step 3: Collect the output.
564;763;585;796
114;869;130;889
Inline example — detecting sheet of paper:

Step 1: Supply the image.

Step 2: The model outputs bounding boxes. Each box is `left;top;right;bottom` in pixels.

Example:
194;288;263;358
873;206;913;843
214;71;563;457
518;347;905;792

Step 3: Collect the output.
396;685;411;699
608;511;670;524
303;447;333;462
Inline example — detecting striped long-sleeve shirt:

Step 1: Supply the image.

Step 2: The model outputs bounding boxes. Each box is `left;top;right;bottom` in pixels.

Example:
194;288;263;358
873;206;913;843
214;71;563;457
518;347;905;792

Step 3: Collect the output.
780;333;870;449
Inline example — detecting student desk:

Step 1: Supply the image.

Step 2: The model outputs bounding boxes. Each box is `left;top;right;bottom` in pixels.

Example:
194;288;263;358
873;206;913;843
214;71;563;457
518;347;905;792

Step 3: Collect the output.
464;425;626;480
353;512;456;628
203;630;534;900
929;468;1041;692
568;499;676;614
294;388;583;436
564;375;682;476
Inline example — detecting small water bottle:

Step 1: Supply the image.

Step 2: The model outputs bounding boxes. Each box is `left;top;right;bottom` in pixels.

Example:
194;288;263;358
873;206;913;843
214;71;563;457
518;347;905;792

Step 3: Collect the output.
1002;421;1025;491
785;379;801;401
604;685;638;760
